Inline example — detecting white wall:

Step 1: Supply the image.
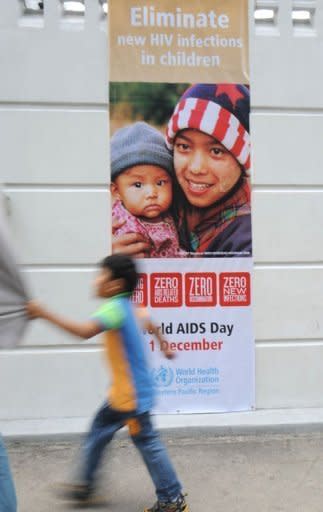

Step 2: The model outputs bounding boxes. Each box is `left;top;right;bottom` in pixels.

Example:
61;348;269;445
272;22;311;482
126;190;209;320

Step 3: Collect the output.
1;0;323;431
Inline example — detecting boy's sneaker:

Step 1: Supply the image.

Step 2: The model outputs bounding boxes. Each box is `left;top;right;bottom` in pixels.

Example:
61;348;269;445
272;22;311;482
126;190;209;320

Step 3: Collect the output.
55;483;107;508
144;493;189;512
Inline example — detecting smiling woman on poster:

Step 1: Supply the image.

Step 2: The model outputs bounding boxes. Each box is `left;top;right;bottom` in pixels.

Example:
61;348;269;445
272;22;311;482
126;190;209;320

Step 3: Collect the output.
112;83;251;258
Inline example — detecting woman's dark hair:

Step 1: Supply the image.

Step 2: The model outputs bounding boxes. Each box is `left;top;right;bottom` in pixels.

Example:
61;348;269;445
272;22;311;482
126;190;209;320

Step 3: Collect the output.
100;254;138;293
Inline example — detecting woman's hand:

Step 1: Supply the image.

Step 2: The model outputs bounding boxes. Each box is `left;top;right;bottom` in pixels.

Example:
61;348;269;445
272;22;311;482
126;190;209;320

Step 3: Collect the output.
112;220;151;258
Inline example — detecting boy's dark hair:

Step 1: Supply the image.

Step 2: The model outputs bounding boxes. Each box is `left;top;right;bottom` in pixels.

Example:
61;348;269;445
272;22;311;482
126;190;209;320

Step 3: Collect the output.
100;254;138;293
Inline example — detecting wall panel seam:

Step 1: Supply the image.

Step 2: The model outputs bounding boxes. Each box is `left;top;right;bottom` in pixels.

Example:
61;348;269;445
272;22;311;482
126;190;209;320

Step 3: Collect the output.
251;107;323;114
0;103;108;110
254;262;323;268
253;186;323;192
4;186;108;192
257;340;323;347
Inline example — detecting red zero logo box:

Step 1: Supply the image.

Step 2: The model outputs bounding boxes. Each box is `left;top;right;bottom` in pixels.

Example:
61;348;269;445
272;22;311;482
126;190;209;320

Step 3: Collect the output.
185;273;217;307
132;273;148;307
219;272;251;307
150;273;182;307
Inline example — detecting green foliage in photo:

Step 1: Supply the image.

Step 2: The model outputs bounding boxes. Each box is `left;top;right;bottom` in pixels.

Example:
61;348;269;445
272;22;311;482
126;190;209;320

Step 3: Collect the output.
110;82;189;126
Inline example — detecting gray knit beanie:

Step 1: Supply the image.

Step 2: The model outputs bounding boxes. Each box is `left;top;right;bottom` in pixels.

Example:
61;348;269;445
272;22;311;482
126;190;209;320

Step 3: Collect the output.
111;122;174;180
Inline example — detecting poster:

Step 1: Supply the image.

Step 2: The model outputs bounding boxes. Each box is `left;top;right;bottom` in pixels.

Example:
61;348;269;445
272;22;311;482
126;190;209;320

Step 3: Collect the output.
109;0;254;413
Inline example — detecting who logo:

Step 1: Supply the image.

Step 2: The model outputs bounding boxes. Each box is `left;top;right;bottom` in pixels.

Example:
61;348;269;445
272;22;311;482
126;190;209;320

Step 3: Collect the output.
151;366;174;387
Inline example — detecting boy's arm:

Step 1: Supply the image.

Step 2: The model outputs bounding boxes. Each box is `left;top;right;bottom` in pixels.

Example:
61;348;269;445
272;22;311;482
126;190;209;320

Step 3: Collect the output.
26;300;102;340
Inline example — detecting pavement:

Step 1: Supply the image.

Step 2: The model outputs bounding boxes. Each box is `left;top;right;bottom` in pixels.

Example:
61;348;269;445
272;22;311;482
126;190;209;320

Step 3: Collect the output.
6;427;323;512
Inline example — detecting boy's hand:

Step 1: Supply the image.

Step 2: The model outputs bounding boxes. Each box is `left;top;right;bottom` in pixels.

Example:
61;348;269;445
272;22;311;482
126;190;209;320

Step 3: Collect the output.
138;314;176;360
25;300;47;320
163;347;176;360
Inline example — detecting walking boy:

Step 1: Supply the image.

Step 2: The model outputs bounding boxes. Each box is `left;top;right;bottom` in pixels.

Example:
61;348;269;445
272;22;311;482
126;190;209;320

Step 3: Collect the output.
26;254;189;512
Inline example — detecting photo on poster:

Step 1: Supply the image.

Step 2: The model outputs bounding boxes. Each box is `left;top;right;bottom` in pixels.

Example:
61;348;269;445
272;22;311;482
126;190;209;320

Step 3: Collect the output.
110;82;252;259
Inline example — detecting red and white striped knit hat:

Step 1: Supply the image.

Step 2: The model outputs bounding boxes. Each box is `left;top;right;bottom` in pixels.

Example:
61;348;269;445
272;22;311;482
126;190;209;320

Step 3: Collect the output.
166;83;251;173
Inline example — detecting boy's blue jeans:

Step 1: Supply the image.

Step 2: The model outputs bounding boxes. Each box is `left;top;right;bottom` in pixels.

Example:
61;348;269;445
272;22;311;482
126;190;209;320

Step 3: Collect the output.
0;435;17;512
79;402;182;503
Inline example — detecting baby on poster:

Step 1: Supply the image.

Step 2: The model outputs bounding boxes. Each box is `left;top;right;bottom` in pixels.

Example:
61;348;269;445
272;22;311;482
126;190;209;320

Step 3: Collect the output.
111;122;183;258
